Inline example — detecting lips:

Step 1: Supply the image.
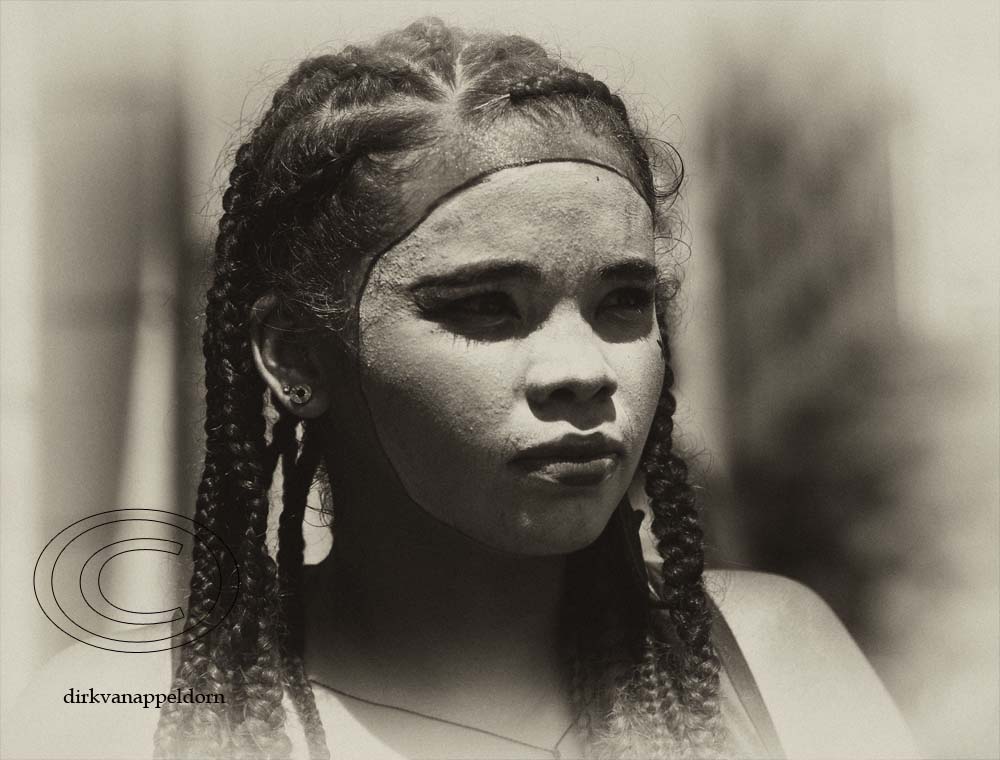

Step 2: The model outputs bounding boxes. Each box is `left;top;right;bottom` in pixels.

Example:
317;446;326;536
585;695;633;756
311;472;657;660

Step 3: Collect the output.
510;434;625;487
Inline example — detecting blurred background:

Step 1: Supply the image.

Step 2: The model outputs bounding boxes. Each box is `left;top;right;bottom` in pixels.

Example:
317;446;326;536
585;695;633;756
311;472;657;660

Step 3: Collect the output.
1;2;997;757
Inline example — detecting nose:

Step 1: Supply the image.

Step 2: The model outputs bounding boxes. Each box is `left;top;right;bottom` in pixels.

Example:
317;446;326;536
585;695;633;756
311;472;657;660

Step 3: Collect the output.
524;313;619;406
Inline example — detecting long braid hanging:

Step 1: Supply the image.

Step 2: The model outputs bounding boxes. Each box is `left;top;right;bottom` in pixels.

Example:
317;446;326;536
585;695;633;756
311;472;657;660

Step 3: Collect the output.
155;151;266;757
640;323;724;756
569;330;722;760
214;153;292;760
211;178;290;756
155;56;357;760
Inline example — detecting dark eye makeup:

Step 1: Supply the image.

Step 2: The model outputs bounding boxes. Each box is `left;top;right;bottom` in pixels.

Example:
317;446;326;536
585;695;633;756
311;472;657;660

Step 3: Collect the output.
600;286;654;315
414;282;655;341
414;290;521;336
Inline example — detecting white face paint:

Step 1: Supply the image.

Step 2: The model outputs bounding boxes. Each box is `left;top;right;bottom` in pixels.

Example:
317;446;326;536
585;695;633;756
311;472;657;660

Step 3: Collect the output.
357;162;664;555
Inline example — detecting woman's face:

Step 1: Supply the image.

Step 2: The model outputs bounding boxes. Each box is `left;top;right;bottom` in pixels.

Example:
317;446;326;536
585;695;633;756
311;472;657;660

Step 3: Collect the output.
357;162;664;555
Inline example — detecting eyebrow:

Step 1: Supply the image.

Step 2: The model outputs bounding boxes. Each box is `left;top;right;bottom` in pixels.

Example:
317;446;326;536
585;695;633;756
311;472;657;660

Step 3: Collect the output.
408;257;658;291
408;260;542;291
596;259;659;284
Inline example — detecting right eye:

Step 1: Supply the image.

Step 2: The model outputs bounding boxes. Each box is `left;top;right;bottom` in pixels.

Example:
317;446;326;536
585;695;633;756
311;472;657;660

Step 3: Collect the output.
420;292;521;334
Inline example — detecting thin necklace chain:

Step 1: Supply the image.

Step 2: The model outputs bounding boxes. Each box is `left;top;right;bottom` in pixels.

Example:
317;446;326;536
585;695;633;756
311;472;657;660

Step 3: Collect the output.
309;678;578;759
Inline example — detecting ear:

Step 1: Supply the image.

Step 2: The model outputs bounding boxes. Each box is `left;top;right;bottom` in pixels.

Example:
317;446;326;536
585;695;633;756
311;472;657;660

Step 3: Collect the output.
250;294;331;418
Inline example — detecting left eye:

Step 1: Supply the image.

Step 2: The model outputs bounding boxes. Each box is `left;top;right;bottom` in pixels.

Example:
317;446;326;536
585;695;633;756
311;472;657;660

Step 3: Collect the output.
600;287;654;316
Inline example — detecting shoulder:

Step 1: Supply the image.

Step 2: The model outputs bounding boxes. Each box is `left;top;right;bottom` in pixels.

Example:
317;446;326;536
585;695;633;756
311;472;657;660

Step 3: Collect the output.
706;569;846;641
706;569;920;759
6;637;173;759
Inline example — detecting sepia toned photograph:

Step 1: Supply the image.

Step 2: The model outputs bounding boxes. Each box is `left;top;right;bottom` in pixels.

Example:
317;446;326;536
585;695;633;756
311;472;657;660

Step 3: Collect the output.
1;2;997;759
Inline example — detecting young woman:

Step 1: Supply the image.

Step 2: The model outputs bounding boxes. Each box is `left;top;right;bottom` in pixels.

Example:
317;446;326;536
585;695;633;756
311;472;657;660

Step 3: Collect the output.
18;17;917;760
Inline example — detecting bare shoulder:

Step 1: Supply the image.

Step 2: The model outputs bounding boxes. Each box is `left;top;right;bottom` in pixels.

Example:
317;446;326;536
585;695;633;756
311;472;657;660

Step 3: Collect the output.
6;637;174;759
705;569;921;760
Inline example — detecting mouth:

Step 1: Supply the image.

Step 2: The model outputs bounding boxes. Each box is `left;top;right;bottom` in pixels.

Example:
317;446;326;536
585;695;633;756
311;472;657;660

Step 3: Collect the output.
510;434;625;487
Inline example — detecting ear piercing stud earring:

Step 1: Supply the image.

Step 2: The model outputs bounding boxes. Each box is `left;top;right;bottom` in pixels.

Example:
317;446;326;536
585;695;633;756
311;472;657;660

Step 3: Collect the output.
281;384;313;405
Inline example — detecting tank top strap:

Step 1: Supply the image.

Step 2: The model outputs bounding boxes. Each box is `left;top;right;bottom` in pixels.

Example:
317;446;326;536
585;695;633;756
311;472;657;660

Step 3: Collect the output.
708;596;786;758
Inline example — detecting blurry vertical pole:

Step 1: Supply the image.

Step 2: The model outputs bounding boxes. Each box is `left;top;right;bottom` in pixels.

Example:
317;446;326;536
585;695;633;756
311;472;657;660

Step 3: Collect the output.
114;109;181;512
174;5;215;532
113;29;185;608
0;1;43;736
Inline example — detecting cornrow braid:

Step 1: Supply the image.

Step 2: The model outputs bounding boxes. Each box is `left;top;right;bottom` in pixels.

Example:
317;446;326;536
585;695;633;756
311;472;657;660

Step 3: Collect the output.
251;108;431;242
509;68;627;123
501;67;656;206
375;16;462;86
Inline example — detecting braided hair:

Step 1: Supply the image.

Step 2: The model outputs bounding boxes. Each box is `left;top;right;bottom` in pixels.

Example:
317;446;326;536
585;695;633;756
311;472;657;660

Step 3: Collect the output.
155;17;722;759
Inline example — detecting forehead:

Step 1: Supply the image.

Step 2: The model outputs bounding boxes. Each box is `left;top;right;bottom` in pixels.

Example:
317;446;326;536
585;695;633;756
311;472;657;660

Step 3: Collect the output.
368;162;654;283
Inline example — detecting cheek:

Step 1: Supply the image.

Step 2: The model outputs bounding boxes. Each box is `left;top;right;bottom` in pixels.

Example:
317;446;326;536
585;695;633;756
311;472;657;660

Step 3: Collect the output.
358;306;515;494
611;337;665;448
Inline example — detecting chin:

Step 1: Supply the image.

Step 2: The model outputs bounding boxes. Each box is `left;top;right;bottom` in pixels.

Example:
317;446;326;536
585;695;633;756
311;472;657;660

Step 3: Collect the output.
495;501;617;557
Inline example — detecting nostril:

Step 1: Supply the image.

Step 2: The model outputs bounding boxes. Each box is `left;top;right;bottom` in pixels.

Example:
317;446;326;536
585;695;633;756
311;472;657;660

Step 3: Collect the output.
595;383;615;401
536;378;616;406
548;387;577;404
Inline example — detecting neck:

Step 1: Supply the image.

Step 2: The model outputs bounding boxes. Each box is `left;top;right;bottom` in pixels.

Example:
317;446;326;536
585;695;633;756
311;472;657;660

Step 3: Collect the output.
303;453;574;744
